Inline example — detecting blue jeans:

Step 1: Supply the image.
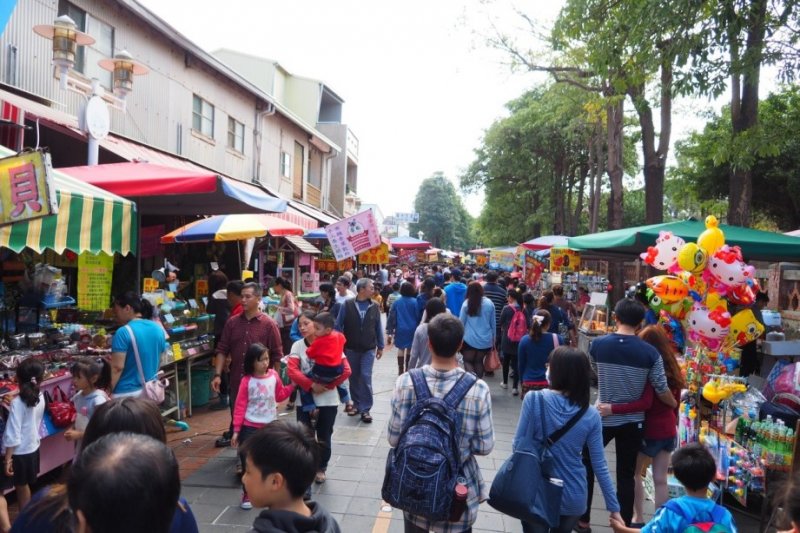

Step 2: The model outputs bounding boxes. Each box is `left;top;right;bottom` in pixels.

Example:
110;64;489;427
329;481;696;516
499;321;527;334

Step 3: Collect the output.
345;348;375;413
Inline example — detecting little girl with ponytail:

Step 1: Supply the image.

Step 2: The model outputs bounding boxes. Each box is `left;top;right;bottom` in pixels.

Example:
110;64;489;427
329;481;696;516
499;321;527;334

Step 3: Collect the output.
3;357;46;508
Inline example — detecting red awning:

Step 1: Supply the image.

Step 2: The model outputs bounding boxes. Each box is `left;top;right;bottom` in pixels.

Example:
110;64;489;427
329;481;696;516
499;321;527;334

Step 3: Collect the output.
59;162;287;215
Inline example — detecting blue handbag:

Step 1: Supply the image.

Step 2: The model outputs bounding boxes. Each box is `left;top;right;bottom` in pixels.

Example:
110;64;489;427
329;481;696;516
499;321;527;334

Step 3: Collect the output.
488;391;587;527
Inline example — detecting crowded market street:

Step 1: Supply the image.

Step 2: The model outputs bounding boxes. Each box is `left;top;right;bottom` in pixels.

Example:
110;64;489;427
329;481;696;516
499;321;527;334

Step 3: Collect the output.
177;339;760;533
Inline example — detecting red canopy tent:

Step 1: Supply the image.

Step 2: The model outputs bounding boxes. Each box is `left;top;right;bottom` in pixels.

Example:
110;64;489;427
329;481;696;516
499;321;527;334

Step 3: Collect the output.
390;236;431;249
59;162;287;215
520;235;569;251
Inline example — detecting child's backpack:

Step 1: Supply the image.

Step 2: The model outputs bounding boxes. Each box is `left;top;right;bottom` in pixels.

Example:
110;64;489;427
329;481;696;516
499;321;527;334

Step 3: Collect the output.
382;369;477;521
507;305;528;342
662;499;733;533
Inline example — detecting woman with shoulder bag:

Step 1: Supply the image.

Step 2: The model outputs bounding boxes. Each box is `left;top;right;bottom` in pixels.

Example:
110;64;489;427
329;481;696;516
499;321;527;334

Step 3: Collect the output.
512;347;622;532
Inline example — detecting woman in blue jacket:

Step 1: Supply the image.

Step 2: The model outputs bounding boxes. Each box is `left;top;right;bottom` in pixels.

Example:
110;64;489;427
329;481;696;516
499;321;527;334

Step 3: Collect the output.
458;281;496;378
387;282;420;375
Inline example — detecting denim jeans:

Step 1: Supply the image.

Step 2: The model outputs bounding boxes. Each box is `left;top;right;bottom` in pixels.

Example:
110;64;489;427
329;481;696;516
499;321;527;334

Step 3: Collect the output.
345;349;376;413
522;515;580;533
581;421;644;526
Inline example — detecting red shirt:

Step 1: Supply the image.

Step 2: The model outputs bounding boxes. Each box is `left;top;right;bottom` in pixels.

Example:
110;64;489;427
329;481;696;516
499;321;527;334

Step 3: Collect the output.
611;384;680;440
230;302;243;317
306;332;346;366
216;312;283;397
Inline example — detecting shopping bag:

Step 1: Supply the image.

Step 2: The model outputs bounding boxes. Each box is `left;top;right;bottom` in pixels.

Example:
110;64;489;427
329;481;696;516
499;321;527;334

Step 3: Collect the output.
484;348;501;373
45;386;76;428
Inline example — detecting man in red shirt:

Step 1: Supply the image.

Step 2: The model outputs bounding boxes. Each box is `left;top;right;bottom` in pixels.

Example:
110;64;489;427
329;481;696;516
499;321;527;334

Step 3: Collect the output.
211;282;283;448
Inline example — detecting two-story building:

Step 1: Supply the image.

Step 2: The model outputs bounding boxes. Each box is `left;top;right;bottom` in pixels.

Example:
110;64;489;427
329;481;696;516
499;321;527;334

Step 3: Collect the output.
0;0;347;227
212;49;361;218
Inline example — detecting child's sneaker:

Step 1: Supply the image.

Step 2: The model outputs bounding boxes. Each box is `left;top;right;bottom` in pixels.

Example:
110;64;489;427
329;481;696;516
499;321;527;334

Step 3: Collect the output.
240;491;252;510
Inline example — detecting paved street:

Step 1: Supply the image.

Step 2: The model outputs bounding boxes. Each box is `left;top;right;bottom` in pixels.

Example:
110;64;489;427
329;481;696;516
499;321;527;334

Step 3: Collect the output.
179;342;638;533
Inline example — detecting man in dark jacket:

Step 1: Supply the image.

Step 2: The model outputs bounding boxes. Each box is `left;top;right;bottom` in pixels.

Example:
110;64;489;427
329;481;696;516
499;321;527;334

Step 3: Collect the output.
335;278;384;423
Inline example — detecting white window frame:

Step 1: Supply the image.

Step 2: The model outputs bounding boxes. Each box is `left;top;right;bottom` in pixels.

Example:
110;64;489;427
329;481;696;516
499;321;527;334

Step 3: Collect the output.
58;1;114;88
227;117;245;153
280;151;292;179
192;95;215;138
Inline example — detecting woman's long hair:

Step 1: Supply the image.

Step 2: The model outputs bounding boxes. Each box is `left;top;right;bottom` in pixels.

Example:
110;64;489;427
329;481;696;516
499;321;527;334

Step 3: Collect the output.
639;325;686;390
466;281;484;316
548;347;591;408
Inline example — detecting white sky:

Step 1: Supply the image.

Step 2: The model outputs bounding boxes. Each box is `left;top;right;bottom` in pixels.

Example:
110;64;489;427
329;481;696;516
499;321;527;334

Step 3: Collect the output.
137;1;758;218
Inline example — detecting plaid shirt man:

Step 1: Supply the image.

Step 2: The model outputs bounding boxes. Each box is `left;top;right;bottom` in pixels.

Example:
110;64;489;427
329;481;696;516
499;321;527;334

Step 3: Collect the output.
388;366;494;533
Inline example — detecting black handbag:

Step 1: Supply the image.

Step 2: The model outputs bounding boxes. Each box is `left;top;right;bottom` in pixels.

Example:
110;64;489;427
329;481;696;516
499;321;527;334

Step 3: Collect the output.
489;391;587;527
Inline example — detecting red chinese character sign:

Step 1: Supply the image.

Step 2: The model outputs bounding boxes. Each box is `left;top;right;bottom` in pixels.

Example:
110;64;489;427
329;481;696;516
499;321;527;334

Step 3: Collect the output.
524;250;546;286
358;243;390;265
324;210;381;261
0;150;57;225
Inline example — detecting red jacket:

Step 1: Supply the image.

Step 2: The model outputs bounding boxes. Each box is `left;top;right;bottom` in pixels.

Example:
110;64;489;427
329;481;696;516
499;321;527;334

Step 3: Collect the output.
306;331;346;367
611;384;680;440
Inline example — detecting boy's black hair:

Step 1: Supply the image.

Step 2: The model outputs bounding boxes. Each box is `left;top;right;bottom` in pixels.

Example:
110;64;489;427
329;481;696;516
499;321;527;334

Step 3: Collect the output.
226;280;244;296
243;343;269;376
671;443;717;491
427;314;464;358
614;297;646;327
312;312;335;330
68;433;179;533
242;420;320;498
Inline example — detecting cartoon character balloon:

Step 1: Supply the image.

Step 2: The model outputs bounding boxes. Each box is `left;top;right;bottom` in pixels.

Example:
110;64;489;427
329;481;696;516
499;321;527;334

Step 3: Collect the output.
687;301;731;352
727;309;765;348
698;215;725;255
677;242;708;275
645;275;689;304
659;310;686;352
641;231;685;271
727;278;761;306
704;245;754;296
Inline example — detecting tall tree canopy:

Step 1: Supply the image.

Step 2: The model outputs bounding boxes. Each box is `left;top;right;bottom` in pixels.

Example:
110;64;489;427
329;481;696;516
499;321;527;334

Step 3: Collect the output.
672;85;800;231
409;173;474;250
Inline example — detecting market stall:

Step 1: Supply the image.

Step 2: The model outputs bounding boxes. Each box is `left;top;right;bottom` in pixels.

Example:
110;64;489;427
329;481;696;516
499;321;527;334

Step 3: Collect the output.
0;146;139;481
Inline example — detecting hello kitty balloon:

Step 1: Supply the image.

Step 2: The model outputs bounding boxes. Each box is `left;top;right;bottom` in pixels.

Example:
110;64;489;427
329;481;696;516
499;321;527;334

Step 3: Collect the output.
703;245;754;296
640;231;685;271
687;301;731;352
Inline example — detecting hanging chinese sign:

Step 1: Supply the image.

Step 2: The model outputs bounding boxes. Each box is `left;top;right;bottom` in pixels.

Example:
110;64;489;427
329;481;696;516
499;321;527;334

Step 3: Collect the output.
315;258;355;272
358;243;390;265
325;210;381;261
524;249;546;286
0;150;57;226
488;249;516;272
77;252;113;311
550;247;581;273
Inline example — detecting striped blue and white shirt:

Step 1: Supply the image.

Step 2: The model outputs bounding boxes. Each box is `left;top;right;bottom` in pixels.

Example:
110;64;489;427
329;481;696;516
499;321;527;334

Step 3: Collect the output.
590;333;668;427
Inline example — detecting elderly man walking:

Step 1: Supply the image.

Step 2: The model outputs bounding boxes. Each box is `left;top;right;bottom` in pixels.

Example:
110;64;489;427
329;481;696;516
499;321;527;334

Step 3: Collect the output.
336;278;384;423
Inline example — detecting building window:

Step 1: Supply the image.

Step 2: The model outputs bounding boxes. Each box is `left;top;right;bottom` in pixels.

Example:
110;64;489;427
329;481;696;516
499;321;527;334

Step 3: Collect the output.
280;152;292;179
192;95;214;138
58;1;114;87
227;117;244;153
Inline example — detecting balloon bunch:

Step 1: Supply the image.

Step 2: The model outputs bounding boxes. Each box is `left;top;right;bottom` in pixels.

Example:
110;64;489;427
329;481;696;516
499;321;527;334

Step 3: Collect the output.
637;216;764;388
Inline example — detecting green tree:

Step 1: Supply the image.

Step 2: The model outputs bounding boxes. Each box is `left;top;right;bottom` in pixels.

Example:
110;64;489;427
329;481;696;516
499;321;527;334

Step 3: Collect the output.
409;173;475;250
672;85;800;230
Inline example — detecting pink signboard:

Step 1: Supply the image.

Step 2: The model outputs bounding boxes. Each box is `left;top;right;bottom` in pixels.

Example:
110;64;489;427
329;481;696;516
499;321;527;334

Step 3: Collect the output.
324;211;381;261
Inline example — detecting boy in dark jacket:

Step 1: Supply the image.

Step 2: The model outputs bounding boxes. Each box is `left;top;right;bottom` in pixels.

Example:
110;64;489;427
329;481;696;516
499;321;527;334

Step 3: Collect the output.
242;420;341;533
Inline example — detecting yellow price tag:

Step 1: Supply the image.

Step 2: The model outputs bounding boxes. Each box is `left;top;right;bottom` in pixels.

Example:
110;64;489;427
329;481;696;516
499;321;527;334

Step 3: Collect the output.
172;343;183;361
166;291;175;299
155;297;164;306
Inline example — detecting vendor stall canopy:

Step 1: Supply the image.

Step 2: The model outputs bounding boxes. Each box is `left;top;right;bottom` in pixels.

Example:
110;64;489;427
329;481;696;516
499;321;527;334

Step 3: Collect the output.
0;147;136;256
568;219;800;262
59;162;287;215
390;236;431;249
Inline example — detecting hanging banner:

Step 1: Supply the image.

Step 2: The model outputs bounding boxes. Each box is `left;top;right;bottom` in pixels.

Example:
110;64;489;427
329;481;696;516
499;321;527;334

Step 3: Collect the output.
325;210;381;261
488;249;516;272
358;243;390;265
315;258;355;272
77;252;113;311
524;250;546;286
550;247;581;273
301;272;320;293
397;249;418;264
476;255;488;267
0;150;58;226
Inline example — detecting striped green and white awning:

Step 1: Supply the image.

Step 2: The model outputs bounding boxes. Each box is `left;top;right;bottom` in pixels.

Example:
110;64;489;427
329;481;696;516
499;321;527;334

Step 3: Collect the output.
0;149;137;256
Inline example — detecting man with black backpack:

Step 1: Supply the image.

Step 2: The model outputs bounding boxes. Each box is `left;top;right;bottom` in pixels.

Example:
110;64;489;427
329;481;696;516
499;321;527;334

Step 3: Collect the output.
384;314;495;533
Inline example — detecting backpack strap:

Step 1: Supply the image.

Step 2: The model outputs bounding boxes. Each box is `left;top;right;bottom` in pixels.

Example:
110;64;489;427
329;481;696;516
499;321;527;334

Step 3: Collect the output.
442;371;477;410
409;368;431;402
